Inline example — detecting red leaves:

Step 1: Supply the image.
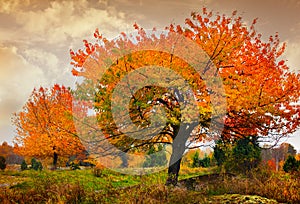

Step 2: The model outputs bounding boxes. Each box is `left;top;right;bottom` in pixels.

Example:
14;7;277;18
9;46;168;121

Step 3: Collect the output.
278;60;285;66
133;22;139;29
71;69;79;76
203;17;209;23
68;6;300;146
94;28;101;39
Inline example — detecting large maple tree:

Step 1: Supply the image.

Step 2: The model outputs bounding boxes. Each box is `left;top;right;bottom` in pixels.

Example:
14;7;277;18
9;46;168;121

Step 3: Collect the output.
13;84;85;169
70;8;300;185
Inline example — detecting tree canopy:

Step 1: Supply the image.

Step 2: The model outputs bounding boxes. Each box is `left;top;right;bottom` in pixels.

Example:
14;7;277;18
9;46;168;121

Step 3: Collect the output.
13;84;85;168
70;8;300;185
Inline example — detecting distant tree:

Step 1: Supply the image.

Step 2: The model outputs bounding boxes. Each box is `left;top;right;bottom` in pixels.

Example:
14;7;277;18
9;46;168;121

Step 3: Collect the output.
266;159;277;171
296;153;300;161
213;139;232;167
261;143;297;171
0;142;10;156
192;151;200;168
0;156;6;171
13;85;86;169
214;137;261;173
143;144;167;167
192;151;211;168
0;142;23;164
280;143;297;157
199;155;211;168
283;155;299;173
232;137;261;172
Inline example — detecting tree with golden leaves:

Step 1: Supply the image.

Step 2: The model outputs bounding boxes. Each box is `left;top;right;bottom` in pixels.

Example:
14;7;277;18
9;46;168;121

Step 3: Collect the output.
13;84;85;169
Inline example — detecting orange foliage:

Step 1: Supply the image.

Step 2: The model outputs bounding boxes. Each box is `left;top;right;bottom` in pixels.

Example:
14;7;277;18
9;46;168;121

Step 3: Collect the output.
267;159;276;171
69;8;300;183
13;84;86;164
70;8;300;145
295;153;300;161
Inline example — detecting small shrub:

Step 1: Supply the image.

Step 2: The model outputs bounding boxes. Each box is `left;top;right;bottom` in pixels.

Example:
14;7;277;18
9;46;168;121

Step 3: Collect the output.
283;155;299;173
192;152;211;168
214;137;261;173
70;161;80;170
0;156;6;170
31;158;43;171
20;160;28;171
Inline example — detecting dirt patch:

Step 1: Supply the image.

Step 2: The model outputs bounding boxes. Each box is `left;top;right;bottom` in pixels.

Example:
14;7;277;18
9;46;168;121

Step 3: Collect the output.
208;194;279;203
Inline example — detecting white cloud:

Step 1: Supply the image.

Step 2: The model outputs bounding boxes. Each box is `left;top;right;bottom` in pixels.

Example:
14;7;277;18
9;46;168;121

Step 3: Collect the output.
22;48;59;77
0;45;75;143
0;0;31;14
0;0;134;143
0;46;45;95
284;41;300;72
13;0;130;45
0;46;47;128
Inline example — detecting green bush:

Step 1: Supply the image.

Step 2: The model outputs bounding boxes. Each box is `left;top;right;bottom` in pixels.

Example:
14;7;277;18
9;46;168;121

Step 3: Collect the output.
214;137;261;173
199;156;211;168
283;155;299;173
231;137;261;172
213;140;231;166
21;160;28;171
0;156;6;170
31;158;43;171
192;151;200;167
70;161;81;170
192;152;211;168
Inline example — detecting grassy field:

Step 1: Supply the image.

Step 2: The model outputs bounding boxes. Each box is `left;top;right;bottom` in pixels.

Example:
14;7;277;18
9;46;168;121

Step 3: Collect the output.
0;166;299;203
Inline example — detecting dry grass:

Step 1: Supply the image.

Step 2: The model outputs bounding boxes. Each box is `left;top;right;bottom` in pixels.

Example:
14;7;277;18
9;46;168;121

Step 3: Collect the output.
183;166;300;203
0;166;299;203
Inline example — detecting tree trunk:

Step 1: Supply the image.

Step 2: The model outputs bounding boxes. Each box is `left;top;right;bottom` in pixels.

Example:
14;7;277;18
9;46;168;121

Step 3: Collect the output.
120;152;128;168
166;124;194;186
53;151;58;170
166;156;183;186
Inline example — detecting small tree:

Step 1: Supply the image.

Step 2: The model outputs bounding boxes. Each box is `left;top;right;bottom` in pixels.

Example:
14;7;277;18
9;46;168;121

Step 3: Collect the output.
213;140;232;167
21;160;28;171
232;137;261;172
199;155;211;168
192;151;200;168
214;137;261;173
283;155;299;173
13;85;86;170
0;156;6;171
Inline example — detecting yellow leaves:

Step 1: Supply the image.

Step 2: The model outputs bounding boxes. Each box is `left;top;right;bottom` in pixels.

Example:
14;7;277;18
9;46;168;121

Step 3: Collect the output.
13;84;85;159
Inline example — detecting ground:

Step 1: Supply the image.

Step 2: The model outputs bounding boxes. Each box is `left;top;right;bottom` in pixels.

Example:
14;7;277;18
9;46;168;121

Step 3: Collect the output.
0;167;294;203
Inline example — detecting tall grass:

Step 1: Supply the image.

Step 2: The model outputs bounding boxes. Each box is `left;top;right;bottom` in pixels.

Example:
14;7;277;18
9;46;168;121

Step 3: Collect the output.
203;166;300;203
0;166;299;203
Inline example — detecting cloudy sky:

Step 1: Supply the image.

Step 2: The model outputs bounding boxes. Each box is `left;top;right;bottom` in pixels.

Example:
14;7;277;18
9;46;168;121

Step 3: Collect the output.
0;0;299;150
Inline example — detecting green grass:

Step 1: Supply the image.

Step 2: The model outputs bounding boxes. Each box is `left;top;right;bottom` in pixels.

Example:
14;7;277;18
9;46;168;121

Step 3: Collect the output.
0;166;299;203
1;168;145;190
